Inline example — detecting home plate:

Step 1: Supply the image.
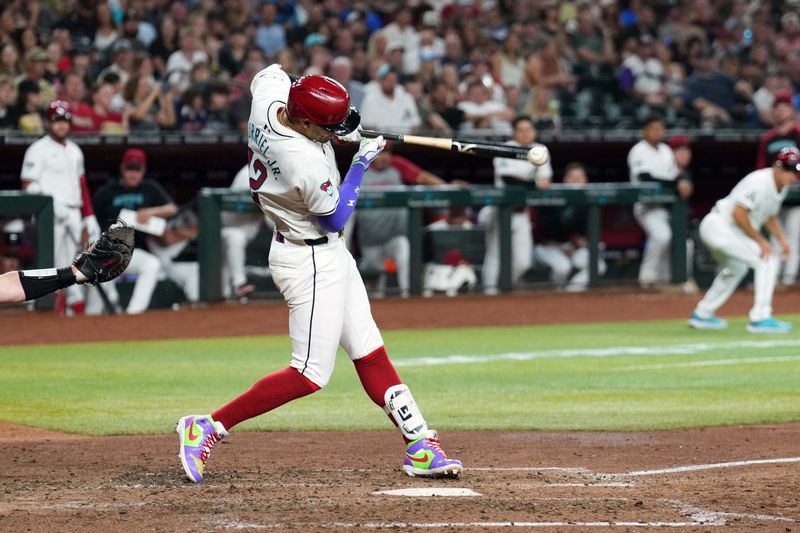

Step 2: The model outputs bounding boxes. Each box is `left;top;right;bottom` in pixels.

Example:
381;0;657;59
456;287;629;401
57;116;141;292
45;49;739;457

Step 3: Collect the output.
374;488;481;497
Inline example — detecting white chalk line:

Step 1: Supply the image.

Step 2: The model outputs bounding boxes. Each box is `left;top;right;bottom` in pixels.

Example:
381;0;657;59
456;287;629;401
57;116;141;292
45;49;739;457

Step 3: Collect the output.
673;500;795;524
392;339;800;367
620;456;800;477
623;354;800;370
210;519;716;529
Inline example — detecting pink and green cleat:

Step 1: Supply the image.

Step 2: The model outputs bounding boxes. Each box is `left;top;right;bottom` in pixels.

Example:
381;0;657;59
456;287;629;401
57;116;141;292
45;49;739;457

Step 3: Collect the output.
403;430;463;478
176;415;227;483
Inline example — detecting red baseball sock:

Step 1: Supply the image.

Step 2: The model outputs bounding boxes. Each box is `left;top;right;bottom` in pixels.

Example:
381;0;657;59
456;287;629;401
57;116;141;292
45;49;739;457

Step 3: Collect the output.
354;346;412;442
212;367;320;431
354;346;402;406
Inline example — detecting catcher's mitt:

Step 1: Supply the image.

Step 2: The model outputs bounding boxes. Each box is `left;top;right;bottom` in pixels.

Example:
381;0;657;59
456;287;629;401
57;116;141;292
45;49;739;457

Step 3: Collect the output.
73;220;135;284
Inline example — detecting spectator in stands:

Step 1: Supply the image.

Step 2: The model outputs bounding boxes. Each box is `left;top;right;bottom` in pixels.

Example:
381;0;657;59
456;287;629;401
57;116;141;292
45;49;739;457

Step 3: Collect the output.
329;56;365;109
458;79;513;134
166;28;208;92
523;87;561;132
83;81;127;134
123;75;176;132
620;34;667;109
61;70;94;132
525;35;577;94
627;115;692;287
149;15;178;78
571;5;616;78
534;162;606;292
491;33;526;90
0;75;15;130
93;1;118;53
360;64;421;133
752;73;794;127
218;26;248;78
404;78;452;134
684;49;753;126
655;42;686;114
17;47;55;107
756;92;800;286
356;142;448;298
203;82;235;133
8;80;44;134
100;70;126;113
255;2;286;59
382;8;420;76
480;116;552;295
89;148;177;315
98;38;136;85
0;41;21;78
177;86;207;132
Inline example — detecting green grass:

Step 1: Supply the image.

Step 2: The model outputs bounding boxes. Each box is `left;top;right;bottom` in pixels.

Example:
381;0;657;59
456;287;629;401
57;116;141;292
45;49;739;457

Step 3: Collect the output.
1;317;799;435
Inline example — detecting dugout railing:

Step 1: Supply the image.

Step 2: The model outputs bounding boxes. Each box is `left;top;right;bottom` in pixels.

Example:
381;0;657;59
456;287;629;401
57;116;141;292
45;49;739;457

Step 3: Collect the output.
197;183;688;301
0;192;55;308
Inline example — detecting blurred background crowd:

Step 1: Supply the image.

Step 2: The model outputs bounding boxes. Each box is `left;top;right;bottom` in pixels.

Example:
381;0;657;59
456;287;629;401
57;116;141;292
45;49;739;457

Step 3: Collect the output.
0;0;798;137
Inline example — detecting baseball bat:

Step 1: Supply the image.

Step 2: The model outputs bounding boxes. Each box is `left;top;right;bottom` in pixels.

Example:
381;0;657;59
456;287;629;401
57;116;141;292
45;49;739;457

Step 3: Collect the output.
360;130;532;161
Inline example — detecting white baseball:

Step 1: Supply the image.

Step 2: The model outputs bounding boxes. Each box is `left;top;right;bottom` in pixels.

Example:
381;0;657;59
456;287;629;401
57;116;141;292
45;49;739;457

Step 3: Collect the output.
527;144;549;166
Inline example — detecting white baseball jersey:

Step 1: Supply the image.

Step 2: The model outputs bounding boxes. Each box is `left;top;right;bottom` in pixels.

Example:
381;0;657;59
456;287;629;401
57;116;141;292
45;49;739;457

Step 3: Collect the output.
712;168;787;230
492;142;552;187
247;64;341;241
627;140;678;184
20;135;85;208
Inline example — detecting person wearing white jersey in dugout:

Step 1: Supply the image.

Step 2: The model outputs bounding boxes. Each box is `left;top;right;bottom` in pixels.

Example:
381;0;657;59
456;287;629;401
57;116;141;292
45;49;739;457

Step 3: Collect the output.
20;100;101;314
480;115;553;294
627;115;693;286
688;147;800;334
176;64;462;483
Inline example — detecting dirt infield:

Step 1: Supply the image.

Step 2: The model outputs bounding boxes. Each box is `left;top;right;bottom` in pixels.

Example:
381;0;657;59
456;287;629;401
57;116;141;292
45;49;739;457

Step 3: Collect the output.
1;289;800;530
1;423;798;530
3;287;800;345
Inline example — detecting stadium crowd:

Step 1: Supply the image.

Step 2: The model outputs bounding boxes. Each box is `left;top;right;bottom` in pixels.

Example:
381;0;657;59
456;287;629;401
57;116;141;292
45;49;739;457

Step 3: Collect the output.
0;0;798;136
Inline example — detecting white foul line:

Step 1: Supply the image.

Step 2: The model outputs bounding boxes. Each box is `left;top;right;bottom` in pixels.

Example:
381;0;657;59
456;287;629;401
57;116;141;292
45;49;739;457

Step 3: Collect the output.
211;520;717;529
621;457;800;477
392;339;800;367
623;355;800;370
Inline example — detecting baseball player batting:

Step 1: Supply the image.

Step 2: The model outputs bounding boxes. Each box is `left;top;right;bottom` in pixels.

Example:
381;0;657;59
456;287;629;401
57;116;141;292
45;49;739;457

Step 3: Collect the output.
176;64;462;483
688;147;800;333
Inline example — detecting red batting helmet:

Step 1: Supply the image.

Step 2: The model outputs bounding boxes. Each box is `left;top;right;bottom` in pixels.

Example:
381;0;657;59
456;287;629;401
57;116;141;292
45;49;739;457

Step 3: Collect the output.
47;100;72;122
776;146;800;173
287;75;360;135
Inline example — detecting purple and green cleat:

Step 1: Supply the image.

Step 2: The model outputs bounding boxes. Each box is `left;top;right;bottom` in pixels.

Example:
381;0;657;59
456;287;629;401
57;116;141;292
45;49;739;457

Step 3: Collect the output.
176;415;227;483
403;430;463;478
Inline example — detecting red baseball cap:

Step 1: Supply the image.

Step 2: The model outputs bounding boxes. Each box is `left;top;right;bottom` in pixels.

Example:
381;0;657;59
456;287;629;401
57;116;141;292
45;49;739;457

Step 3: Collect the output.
121;148;147;169
668;135;690;149
773;92;794;108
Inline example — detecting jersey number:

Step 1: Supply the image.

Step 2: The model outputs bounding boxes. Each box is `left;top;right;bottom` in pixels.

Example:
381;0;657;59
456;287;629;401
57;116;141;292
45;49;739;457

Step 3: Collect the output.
247;148;268;206
247;148;268;191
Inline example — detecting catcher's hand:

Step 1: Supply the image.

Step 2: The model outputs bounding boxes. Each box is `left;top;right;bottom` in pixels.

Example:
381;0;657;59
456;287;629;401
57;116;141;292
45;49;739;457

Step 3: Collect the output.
73;220;135;285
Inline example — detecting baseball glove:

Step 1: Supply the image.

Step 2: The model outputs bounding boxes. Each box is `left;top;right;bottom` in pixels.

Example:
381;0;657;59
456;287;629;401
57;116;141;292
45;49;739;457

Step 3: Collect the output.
73;220;135;284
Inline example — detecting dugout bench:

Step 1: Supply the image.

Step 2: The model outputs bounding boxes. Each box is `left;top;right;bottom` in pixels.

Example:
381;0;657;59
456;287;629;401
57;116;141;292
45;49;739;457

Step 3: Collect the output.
197;183;688;301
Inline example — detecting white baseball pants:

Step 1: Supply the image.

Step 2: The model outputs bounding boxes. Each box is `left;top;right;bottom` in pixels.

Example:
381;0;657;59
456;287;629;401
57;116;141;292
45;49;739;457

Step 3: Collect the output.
222;221;263;290
634;205;672;285
480;207;532;293
269;236;384;388
779;206;800;285
359;235;410;297
535;244;607;290
694;212;780;322
54;207;84;305
85;248;161;315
